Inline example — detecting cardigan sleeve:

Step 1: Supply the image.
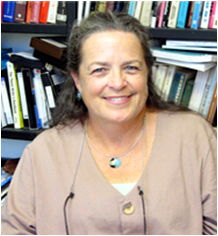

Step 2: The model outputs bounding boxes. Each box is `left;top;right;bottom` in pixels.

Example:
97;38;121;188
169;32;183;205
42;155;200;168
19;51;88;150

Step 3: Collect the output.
1;146;37;235
201;129;217;235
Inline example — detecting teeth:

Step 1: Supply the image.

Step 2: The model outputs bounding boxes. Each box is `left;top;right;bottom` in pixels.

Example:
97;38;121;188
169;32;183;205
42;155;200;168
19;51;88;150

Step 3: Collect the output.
105;96;128;101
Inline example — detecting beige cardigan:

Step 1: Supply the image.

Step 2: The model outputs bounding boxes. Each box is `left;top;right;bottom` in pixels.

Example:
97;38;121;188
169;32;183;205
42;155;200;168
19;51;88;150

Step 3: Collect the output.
1;112;217;235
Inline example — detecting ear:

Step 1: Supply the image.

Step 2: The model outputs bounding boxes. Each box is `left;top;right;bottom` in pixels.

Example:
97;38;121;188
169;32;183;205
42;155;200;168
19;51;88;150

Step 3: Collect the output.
71;72;81;92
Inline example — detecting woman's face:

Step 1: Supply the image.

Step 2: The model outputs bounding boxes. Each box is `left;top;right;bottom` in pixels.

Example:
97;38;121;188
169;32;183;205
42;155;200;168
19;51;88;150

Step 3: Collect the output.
72;30;148;124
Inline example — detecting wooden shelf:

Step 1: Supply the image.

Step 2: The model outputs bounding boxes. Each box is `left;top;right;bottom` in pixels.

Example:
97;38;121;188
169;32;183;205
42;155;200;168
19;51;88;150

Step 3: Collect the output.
1;127;44;141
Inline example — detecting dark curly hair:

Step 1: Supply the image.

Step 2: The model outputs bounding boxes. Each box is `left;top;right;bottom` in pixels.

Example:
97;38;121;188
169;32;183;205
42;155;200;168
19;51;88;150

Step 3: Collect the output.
51;12;188;127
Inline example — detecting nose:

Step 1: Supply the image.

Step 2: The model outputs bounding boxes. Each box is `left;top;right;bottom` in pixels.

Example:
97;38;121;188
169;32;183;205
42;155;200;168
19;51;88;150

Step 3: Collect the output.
107;68;127;90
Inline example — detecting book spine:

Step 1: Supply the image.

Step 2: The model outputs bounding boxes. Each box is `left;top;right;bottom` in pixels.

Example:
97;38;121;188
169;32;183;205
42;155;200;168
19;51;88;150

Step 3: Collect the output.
128;1;136;16
39;1;50;24
105;1;115;13
31;1;41;23
25;1;33;23
209;1;217;28
2;1;16;22
154;64;168;95
191;1;204;29
56;1;67;24
151;1;160;28
186;1;195;27
96;1;107;12
200;1;212;28
158;1;166;28
172;73;188;104
206;83;217;123
113;1;125;13
6;61;24;129
162;1;171;28
14;1;27;23
176;1;190;28
212;2;217;28
47;1;58;24
167;1;180;28
1;77;13;125
180;79;195;107
134;1;143;19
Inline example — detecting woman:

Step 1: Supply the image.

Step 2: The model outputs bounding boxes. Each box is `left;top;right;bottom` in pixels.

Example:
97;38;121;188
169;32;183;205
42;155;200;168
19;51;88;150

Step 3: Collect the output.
1;13;217;235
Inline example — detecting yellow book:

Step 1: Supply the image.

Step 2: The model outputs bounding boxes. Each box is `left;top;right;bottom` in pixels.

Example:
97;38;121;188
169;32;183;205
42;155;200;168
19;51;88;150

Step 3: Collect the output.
96;1;107;12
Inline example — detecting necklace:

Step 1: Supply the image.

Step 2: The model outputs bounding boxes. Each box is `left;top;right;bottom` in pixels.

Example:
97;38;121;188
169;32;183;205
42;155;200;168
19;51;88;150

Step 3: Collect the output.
86;116;146;168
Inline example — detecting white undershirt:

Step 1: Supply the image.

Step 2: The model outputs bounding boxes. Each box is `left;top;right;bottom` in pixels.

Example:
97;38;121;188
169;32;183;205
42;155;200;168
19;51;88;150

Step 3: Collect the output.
111;182;137;196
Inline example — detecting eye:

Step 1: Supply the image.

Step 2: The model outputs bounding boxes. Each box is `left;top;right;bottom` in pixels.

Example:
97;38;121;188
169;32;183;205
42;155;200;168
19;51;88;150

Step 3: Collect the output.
125;66;139;72
92;68;105;74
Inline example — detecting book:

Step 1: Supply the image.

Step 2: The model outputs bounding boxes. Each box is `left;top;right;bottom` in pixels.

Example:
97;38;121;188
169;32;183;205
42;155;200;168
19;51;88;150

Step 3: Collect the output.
128;1;136;16
157;1;166;28
154;64;168;96
56;1;67;23
167;1;180;28
14;1;27;23
176;1;190;28
77;1;84;24
168;69;196;104
1;77;13;125
180;79;195;107
39;1;50;24
206;83;217;123
162;1;171;28
151;1;160;28
90;1;97;14
162;45;217;53
6;61;24;129
32;69;50;129
156;57;216;72
96;1;107;12
199;67;217;115
21;68;40;130
186;1;195;28
165;40;217;47
105;1;115;13
1;99;7;128
188;70;211;112
200;1;212;29
161;65;182;101
30;37;67;60
151;48;217;63
1;176;12;189
47;1;58;24
139;1;152;27
25;1;33;23
213;2;217;28
16;68;29;128
191;1;204;29
2;1;16;22
133;1;143;20
31;1;41;23
201;66;217;118
209;1;217;28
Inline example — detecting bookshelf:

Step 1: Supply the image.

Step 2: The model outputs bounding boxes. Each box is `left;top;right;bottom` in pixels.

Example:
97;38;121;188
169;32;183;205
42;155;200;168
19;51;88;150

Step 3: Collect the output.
1;1;217;141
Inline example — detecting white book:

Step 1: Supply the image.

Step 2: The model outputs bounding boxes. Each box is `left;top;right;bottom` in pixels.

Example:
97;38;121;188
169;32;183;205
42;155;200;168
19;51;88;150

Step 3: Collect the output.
33;69;50;129
84;1;91;18
156;58;216;72
1;77;13;125
167;1;180;28
151;48;217;63
134;1;143;20
1;98;7;128
165;40;217;47
6;61;23;129
154;64;168;96
47;1;58;24
139;1;152;27
200;1;212;29
162;45;217;52
188;70;210;112
161;65;181;101
198;66;217;114
78;1;84;25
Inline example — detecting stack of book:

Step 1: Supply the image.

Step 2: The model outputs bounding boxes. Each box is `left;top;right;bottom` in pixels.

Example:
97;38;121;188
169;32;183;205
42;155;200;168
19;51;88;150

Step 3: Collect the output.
152;40;217;124
2;1;67;24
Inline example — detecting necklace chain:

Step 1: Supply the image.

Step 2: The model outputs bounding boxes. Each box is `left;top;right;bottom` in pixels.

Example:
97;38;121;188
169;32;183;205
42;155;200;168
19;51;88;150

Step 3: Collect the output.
86;116;146;159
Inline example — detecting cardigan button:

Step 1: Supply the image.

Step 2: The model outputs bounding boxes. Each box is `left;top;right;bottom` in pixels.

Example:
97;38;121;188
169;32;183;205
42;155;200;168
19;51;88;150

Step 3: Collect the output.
123;202;135;215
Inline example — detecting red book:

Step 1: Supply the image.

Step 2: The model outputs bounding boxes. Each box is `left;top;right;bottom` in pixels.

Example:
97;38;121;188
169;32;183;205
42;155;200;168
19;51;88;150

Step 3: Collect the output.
39;1;49;24
26;1;33;23
186;1;195;28
158;1;166;28
14;1;27;23
31;1;41;23
209;1;217;28
206;83;217;124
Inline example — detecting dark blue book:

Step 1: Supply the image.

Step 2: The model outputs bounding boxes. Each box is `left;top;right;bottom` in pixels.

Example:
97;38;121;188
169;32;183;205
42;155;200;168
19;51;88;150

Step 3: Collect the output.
2;1;16;22
1;176;12;189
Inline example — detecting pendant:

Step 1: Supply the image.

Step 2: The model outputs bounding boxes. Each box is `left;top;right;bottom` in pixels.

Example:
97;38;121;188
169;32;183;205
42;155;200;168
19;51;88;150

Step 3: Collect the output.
109;157;121;168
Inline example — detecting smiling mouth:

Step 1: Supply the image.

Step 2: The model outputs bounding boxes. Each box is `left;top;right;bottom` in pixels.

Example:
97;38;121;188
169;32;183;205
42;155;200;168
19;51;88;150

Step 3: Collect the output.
104;95;131;101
